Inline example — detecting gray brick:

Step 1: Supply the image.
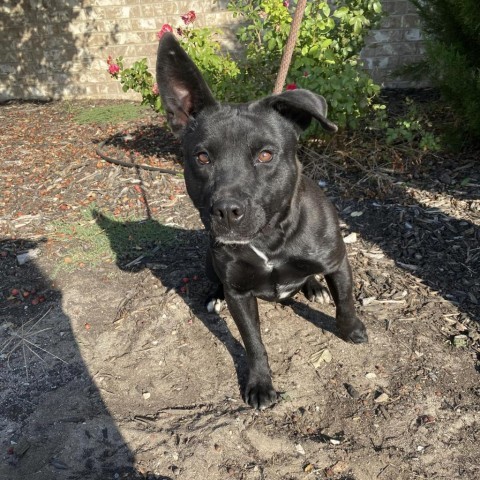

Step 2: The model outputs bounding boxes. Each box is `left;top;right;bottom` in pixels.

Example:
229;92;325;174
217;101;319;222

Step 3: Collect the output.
0;0;428;99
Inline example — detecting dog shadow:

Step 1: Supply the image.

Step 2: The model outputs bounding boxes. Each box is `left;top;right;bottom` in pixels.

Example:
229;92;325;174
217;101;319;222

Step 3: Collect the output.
93;211;341;395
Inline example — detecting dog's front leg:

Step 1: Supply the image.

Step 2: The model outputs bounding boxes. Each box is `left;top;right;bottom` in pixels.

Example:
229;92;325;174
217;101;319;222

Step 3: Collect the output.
325;254;369;344
224;289;277;409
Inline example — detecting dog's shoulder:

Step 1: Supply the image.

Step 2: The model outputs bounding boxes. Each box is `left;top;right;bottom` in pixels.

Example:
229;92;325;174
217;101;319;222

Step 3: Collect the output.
298;175;337;214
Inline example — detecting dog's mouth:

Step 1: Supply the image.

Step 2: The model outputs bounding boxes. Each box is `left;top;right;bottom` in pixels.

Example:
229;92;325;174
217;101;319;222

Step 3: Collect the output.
210;227;256;245
210;219;263;245
210;214;278;246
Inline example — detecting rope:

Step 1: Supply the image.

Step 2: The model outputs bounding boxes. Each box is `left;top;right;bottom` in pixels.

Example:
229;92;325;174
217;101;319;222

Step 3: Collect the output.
273;0;308;94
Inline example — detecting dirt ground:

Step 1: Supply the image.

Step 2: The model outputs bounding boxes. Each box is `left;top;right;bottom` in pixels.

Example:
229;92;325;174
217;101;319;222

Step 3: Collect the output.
0;100;479;480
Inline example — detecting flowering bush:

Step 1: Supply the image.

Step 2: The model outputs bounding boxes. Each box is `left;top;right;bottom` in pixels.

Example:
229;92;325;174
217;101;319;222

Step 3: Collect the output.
108;1;384;129
107;12;239;112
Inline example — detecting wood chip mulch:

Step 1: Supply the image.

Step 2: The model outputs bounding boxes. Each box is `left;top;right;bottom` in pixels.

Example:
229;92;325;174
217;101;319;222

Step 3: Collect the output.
1;98;479;349
0;100;184;241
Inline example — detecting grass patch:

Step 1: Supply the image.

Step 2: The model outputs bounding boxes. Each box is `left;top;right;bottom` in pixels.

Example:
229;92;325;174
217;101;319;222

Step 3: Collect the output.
73;103;149;125
51;206;177;271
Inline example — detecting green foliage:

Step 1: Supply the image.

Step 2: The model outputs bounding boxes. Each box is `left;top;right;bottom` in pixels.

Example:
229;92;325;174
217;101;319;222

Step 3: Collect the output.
179;27;241;102
113;57;162;112
372;98;440;151
108;2;384;130
106;4;440;154
411;0;480;138
229;0;384;128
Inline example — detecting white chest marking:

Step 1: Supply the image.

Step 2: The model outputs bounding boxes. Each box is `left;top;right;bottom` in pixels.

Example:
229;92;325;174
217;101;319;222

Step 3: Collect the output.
250;245;273;270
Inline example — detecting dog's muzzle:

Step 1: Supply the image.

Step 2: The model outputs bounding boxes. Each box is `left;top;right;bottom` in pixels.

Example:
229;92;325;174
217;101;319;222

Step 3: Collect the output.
210;197;265;243
211;198;245;230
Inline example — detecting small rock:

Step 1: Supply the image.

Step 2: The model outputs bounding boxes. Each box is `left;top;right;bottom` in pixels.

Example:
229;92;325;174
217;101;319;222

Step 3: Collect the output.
303;463;314;473
343;232;357;244
374;392;389;403
17;248;40;265
350;211;364;217
142;392;151;400
365;372;377;379
295;443;306;455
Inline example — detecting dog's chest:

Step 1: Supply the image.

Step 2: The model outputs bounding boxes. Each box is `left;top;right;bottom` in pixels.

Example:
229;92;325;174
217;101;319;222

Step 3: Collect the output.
215;243;322;300
244;245;312;301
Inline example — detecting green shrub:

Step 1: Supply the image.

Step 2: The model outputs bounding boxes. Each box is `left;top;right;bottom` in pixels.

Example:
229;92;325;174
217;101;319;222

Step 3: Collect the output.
229;0;384;128
411;0;480;139
108;2;383;130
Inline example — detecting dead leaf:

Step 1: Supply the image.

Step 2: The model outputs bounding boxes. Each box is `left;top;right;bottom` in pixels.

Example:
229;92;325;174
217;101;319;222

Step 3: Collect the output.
310;348;332;368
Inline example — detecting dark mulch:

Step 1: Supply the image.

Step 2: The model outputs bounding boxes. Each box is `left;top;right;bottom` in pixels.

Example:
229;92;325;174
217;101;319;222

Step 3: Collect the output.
1;97;479;480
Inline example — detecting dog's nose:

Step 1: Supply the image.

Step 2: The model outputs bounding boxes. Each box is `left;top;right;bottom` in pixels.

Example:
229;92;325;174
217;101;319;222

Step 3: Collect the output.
212;199;245;227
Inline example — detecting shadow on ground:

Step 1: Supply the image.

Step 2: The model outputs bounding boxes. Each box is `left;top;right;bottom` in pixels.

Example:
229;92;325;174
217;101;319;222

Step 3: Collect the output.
0;239;172;480
92;122;480;357
341;186;480;325
93;212;341;401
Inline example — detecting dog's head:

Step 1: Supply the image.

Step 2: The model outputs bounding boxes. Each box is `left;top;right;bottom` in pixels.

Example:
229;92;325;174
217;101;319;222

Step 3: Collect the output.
156;33;337;244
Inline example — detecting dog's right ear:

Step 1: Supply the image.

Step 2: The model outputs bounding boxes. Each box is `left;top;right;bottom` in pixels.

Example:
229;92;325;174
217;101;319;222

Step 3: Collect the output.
156;32;217;135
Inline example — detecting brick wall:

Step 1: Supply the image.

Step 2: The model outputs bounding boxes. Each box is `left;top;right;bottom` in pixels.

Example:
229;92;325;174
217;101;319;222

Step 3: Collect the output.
0;0;424;102
362;0;425;88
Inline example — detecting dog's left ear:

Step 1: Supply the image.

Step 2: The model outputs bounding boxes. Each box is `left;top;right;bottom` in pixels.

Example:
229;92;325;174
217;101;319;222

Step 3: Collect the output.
156;32;217;135
257;89;338;133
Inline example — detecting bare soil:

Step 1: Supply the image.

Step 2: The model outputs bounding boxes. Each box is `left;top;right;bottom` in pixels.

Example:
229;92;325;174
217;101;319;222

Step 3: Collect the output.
0;100;479;480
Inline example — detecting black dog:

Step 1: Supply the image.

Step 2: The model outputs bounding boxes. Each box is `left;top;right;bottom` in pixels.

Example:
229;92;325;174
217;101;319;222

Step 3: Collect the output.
156;33;368;409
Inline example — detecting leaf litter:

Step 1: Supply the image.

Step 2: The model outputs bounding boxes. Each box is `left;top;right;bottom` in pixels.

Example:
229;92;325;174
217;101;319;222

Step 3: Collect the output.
0;98;479;479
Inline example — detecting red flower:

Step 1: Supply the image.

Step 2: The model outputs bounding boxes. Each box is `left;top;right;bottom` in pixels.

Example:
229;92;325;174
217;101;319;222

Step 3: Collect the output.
108;63;120;76
283;1;290;7
286;83;297;90
157;24;173;40
181;10;196;25
152;83;159;95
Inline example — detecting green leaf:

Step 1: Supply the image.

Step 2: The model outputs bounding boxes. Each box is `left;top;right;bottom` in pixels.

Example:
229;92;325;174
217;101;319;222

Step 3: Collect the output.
333;6;349;18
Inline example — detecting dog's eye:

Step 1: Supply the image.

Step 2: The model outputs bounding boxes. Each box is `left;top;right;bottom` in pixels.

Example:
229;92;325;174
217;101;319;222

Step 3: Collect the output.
196;152;210;165
257;150;273;163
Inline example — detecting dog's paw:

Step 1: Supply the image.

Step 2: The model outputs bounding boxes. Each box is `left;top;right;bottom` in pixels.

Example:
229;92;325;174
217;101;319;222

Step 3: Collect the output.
303;276;331;304
338;320;368;344
245;380;277;410
206;297;226;314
